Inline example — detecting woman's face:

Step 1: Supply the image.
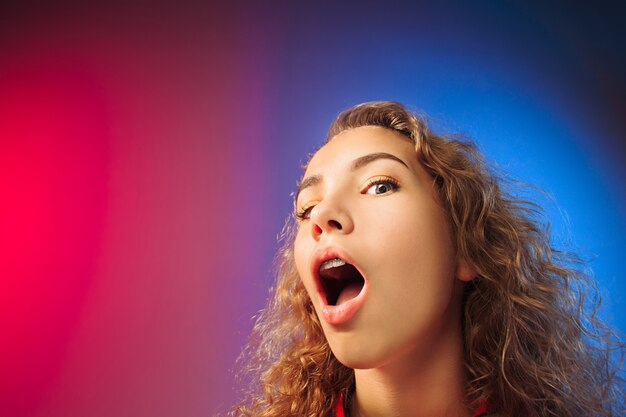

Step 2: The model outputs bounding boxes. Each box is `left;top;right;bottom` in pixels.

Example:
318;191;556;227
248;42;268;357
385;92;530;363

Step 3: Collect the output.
294;126;473;369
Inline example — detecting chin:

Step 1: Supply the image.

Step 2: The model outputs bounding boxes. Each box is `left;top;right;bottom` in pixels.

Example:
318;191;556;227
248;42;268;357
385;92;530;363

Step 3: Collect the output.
330;342;391;370
334;355;375;370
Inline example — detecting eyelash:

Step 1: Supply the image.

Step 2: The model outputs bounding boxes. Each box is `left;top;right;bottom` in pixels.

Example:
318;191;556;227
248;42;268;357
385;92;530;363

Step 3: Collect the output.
294;176;400;221
295;205;313;221
363;176;400;195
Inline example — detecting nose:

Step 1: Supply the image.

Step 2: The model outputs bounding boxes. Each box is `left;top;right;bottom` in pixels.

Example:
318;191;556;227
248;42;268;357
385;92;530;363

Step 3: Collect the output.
309;199;354;239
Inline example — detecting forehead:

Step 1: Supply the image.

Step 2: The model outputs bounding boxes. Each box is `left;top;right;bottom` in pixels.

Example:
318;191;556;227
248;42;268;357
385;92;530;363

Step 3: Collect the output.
304;126;418;176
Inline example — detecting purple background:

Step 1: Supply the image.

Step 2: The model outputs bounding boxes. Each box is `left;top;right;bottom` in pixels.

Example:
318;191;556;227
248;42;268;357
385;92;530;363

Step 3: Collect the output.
1;1;624;416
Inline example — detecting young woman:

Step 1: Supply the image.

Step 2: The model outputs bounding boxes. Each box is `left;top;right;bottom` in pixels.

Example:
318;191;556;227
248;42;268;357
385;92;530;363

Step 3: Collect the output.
232;102;623;416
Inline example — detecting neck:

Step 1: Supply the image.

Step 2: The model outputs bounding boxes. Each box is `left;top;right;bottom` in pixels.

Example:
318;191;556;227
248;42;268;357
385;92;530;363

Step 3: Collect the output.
350;305;470;417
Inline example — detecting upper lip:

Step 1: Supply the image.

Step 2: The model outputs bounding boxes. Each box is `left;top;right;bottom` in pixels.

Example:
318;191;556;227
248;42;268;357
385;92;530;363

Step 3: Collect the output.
310;246;365;305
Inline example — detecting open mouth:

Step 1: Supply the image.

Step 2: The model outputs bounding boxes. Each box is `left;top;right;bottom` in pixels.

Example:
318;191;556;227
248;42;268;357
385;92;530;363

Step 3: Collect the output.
319;258;365;306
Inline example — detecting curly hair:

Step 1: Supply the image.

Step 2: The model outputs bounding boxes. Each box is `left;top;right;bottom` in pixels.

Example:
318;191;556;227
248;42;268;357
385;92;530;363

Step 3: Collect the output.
231;102;624;417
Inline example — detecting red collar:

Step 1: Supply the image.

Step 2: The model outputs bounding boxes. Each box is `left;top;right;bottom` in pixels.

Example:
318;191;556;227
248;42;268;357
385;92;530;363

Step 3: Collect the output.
334;394;489;417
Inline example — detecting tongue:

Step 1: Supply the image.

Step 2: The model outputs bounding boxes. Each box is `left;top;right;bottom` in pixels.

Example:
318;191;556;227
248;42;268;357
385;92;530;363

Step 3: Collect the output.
336;282;362;305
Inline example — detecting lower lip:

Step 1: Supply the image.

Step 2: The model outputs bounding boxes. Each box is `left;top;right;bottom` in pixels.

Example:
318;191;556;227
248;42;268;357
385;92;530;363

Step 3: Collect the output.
320;284;367;325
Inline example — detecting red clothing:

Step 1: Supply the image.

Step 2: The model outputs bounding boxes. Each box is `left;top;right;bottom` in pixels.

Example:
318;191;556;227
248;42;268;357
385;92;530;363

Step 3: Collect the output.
333;394;489;417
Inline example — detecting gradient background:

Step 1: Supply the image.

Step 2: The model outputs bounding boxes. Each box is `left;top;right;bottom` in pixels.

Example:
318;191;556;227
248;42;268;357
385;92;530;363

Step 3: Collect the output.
1;1;624;416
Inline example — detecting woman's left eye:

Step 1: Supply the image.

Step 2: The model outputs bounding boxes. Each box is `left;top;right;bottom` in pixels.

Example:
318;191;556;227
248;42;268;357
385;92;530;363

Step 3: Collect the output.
364;178;399;195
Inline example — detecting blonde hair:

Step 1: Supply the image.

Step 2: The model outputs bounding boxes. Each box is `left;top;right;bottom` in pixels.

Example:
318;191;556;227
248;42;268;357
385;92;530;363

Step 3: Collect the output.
232;101;624;416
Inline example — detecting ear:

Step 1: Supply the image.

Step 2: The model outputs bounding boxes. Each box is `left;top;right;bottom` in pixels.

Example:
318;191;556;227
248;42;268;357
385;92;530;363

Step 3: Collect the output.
455;258;477;282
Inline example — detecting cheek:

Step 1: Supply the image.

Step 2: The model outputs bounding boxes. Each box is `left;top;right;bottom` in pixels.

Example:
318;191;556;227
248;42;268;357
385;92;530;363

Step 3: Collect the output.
370;202;457;284
293;231;315;295
293;231;306;274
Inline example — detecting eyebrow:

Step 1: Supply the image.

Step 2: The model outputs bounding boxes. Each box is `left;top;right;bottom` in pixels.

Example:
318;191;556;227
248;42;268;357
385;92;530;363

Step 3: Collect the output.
295;152;409;202
351;152;409;171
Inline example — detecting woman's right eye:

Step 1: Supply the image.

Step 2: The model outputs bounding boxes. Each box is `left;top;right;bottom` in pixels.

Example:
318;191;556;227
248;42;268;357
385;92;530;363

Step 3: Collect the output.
295;205;314;221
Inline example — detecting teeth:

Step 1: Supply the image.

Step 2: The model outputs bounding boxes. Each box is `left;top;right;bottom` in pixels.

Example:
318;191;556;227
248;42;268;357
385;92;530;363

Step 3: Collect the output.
320;258;346;271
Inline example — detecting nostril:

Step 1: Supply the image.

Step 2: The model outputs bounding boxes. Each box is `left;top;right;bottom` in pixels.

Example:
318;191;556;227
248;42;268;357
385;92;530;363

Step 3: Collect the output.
329;220;342;230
